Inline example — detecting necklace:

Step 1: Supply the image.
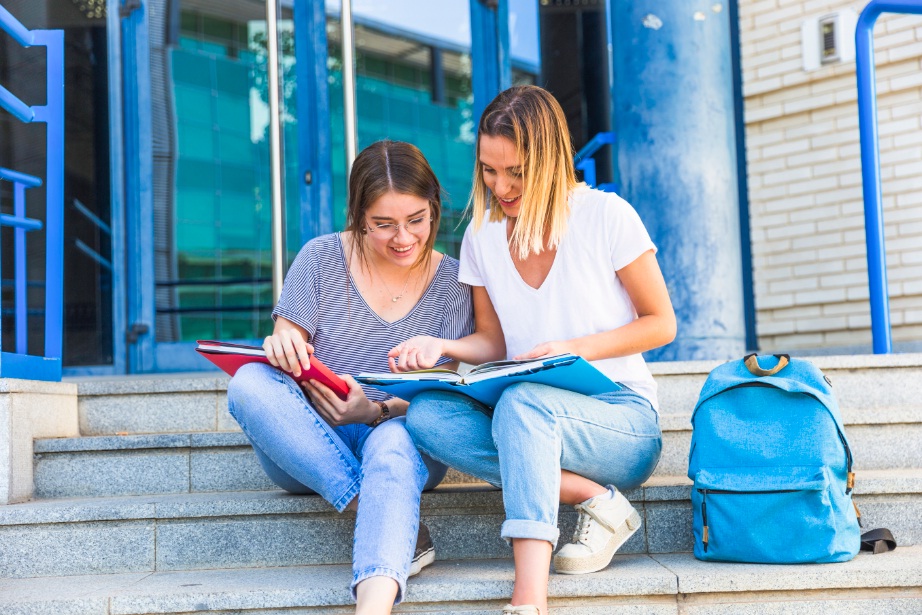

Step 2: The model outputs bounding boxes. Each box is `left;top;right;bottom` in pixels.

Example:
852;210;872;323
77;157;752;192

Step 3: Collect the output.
368;256;414;302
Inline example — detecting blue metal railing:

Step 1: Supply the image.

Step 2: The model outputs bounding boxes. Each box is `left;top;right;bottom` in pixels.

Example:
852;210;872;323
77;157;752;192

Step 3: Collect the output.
0;5;64;380
575;131;618;192
856;0;922;354
855;0;922;354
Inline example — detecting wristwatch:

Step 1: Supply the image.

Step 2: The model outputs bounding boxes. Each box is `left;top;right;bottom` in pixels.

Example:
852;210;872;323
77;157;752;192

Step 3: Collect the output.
368;400;391;428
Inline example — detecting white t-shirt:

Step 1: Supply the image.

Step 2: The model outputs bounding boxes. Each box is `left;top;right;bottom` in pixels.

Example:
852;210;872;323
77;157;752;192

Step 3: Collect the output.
459;185;660;409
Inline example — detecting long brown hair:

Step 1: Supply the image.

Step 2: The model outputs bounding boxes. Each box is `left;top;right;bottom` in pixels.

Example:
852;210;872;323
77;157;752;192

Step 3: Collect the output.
345;140;442;272
469;85;578;259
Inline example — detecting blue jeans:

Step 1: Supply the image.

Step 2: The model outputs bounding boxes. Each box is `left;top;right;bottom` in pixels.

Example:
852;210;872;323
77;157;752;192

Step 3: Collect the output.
406;382;661;548
226;363;446;603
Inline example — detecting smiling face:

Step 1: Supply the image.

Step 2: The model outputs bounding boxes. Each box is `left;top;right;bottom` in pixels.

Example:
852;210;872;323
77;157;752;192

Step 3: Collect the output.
479;134;524;218
363;191;433;267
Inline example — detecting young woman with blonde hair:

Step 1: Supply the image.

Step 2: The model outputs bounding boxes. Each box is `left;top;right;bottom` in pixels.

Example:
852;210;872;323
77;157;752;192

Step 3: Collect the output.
227;140;473;615
388;86;676;614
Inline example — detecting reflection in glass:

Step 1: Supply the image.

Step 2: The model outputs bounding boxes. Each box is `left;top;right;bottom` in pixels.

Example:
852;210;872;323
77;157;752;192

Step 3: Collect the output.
156;1;300;343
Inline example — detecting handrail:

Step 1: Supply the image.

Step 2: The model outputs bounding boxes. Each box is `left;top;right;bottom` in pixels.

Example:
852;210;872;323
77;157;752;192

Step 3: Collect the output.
0;82;36;122
855;0;922;354
0;7;64;380
574;131;616;189
0;167;42;187
0;4;33;46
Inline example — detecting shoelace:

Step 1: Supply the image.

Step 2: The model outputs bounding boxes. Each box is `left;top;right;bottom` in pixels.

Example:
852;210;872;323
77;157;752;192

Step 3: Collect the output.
571;502;617;545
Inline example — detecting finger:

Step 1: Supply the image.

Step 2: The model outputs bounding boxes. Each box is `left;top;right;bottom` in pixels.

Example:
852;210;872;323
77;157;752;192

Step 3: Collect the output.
388;355;401;373
269;336;293;372
387;344;403;359
292;337;312;372
279;332;303;377
406;348;422;371
304;381;340;424
398;344;412;369
513;346;547;360
263;337;280;367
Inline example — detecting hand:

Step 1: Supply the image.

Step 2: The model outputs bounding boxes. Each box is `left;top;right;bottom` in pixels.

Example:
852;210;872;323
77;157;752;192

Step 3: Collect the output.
513;340;576;361
388;336;446;372
302;375;380;427
263;328;313;378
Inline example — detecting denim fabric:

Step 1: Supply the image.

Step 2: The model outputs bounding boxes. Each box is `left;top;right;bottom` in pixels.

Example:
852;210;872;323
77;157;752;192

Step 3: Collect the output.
406;382;662;547
227;363;446;603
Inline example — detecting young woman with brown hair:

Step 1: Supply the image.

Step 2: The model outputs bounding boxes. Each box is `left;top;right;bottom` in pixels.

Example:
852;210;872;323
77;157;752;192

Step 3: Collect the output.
226;140;473;614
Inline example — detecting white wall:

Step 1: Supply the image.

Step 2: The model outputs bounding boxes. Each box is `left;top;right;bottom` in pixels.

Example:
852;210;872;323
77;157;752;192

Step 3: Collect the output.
740;1;922;352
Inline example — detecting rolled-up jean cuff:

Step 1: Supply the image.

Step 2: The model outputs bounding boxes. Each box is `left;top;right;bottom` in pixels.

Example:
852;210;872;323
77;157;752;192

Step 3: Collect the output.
332;480;360;513
352;566;407;605
501;519;560;548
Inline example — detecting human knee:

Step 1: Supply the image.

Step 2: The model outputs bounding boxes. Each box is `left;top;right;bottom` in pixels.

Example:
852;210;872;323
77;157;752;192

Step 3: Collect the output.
226;363;279;419
405;392;461;450
494;383;555;426
363;419;427;480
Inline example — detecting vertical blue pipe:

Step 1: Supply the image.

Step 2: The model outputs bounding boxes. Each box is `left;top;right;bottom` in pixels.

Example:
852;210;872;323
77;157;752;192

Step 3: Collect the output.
294;0;334;242
31;29;64;361
122;1;156;372
107;0;128;374
470;0;511;124
13;183;27;355
854;0;922;354
608;1;746;361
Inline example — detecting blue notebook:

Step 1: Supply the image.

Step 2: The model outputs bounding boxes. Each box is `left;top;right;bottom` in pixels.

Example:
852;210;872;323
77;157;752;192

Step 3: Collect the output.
355;354;621;408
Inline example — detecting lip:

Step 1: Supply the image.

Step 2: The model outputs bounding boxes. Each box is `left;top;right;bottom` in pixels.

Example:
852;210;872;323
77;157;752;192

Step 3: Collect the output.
389;243;417;259
497;195;521;208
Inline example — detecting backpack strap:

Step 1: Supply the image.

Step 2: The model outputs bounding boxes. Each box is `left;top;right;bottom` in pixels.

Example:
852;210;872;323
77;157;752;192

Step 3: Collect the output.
743;353;790;377
860;528;897;554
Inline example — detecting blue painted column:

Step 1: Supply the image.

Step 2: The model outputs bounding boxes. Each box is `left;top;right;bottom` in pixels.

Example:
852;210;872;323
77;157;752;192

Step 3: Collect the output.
608;1;747;361
294;0;334;242
470;0;511;123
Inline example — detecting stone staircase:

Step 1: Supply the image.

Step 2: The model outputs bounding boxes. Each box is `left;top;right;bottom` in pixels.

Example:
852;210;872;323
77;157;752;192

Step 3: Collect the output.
2;354;922;613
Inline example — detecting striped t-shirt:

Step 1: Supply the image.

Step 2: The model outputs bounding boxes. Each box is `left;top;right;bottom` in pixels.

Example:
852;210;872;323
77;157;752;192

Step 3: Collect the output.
273;233;474;401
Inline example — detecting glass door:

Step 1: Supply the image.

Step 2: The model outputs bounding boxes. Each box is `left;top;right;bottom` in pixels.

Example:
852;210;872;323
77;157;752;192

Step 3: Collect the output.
123;0;305;372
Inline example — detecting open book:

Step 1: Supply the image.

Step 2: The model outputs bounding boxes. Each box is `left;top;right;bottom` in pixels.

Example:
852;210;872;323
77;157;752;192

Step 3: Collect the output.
195;340;350;401
355;354;621;408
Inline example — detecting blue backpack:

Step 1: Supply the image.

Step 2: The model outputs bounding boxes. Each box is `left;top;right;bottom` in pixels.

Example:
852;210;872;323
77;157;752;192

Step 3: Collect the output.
687;354;860;563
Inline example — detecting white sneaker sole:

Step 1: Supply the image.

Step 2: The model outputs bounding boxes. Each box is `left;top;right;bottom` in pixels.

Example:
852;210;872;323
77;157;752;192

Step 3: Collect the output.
553;508;641;575
408;546;435;577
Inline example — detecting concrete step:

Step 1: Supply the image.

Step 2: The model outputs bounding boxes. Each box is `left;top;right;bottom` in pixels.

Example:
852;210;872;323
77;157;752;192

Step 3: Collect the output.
67;353;922;437
32;432;482;499
35;388;922;498
1;548;920;614
2;472;920;579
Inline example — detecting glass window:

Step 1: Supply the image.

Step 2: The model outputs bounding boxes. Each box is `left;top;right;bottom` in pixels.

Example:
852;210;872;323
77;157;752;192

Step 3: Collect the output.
326;2;476;258
156;1;300;342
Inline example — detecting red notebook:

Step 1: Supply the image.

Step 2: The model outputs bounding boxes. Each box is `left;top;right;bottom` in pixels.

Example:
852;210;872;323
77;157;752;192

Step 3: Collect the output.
195;340;350;401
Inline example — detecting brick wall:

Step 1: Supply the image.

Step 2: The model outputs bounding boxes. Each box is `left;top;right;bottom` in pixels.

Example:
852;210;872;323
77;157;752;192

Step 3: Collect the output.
739;1;922;352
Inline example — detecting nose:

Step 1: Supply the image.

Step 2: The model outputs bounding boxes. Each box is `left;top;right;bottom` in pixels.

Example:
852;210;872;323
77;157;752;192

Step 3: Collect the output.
494;174;513;197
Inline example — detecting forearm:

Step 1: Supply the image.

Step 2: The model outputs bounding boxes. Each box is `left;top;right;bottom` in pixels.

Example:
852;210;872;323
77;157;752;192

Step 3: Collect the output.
569;313;677;361
442;331;506;365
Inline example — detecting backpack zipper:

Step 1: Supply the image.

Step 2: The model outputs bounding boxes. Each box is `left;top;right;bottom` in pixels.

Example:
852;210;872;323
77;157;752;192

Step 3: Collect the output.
700;382;855;491
698;487;800;553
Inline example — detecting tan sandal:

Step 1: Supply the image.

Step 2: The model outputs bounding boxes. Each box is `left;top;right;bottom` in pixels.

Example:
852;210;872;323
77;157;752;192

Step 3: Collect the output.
501;605;541;615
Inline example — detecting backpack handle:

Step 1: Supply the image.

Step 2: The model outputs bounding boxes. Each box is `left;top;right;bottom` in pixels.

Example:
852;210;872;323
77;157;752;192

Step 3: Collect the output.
744;353;790;377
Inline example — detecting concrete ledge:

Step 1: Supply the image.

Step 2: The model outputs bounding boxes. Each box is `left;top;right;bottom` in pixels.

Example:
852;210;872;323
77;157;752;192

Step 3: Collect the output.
0;379;78;504
0;549;920;615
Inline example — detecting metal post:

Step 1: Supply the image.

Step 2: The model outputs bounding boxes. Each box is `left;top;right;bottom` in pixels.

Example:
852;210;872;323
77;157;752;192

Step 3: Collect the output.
266;0;287;301
853;0;922;354
341;0;359;180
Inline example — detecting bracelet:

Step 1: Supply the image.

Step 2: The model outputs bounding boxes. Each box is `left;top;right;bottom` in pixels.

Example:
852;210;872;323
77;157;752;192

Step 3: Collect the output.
368;401;391;428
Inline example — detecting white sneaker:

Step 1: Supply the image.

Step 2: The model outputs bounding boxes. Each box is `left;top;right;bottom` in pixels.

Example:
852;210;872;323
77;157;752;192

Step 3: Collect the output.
552;487;641;574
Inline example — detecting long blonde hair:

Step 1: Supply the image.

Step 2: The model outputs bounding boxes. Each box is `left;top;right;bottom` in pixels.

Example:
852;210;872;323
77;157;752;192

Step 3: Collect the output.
469;85;578;259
